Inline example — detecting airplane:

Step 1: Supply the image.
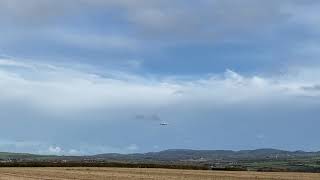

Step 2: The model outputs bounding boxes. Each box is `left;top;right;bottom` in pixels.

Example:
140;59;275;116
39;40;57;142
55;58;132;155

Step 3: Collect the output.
160;122;168;126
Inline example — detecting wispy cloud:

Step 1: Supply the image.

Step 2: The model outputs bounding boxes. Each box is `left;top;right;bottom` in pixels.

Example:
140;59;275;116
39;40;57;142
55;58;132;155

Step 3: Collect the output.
0;58;319;115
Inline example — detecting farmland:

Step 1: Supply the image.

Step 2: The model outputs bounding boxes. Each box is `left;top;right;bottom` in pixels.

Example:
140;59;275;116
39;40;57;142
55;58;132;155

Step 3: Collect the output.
0;167;320;180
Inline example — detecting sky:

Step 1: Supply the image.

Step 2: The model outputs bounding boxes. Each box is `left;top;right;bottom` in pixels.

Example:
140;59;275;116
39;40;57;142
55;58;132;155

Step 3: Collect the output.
1;0;320;155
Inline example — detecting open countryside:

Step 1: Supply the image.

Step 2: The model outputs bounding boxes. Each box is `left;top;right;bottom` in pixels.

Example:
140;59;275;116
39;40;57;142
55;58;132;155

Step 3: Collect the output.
1;1;320;180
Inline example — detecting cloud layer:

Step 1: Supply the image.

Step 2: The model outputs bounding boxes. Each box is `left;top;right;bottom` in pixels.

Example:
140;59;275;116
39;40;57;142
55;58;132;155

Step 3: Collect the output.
1;58;320;154
1;58;319;114
1;1;320;154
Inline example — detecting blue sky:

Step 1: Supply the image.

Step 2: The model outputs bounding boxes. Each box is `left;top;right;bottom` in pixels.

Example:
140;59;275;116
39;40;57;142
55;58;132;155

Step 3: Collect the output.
1;0;320;155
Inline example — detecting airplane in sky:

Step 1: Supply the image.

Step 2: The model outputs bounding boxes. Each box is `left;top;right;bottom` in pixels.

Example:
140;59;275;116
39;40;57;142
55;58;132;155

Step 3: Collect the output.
160;122;168;126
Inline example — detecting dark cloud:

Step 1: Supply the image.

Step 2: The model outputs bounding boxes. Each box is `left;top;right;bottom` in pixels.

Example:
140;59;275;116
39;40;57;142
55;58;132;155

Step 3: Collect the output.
0;0;311;40
1;0;320;72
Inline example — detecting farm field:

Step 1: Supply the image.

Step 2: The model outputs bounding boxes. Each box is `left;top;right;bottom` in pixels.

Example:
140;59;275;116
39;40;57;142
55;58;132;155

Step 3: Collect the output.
0;167;319;180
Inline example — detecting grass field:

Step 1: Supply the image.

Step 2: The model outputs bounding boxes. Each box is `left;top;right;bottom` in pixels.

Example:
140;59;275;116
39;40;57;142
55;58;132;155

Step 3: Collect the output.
0;167;320;180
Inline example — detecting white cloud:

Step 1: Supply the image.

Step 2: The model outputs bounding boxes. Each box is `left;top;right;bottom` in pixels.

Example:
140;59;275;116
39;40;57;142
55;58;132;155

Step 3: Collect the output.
0;58;320;116
68;149;81;155
48;146;62;154
0;58;33;68
0;138;141;155
0;139;70;155
0;59;170;111
127;144;139;151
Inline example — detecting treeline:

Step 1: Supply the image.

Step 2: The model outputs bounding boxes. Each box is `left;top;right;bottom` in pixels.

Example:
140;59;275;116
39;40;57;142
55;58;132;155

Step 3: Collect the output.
2;161;319;173
257;166;320;173
0;161;209;170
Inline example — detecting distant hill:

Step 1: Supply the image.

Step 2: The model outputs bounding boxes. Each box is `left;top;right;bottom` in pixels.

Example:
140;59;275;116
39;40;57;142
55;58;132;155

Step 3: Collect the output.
1;148;320;162
93;148;320;162
0;152;39;159
0;152;57;161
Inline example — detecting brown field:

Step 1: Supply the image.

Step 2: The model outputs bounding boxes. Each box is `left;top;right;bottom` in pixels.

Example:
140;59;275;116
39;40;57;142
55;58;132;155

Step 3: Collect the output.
0;167;319;180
